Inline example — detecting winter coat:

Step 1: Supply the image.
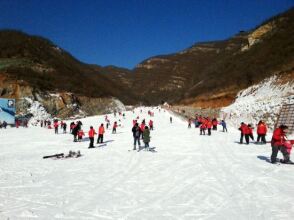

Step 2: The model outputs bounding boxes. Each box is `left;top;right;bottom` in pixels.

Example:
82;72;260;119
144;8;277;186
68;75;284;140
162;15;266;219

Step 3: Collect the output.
212;120;218;126
54;122;59;128
283;141;293;154
132;126;141;138
140;123;145;132
78;130;85;137
88;128;96;138
206;121;212;129
248;127;253;135
271;128;286;146
257;124;267;135
143;129;150;143
239;124;248;134
99;126;105;135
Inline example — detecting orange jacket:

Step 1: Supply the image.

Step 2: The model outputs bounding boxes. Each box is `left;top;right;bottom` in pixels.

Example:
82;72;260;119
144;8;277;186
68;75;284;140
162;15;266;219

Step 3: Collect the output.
257;123;267;135
271;128;286;146
88;128;97;138
206;121;212;129
98;126;105;135
78;130;85;137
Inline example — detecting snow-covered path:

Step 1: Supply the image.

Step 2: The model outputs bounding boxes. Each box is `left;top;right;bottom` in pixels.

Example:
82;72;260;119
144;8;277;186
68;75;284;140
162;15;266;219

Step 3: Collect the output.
0;108;294;219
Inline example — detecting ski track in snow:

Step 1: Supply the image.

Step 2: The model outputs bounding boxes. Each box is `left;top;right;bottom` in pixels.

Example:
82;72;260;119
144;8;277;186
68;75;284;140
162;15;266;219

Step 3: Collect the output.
0;107;294;220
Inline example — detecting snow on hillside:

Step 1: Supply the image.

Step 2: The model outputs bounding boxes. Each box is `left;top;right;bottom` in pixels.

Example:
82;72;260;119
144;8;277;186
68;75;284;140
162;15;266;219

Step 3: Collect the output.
24;97;52;124
221;75;294;130
1;107;294;219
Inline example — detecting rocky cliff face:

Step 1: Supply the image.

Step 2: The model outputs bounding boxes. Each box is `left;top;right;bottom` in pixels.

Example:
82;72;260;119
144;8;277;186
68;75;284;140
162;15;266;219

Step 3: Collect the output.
0;73;126;121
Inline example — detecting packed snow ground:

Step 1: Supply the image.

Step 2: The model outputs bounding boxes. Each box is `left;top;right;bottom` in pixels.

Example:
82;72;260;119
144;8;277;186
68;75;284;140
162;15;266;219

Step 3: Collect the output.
0;107;294;220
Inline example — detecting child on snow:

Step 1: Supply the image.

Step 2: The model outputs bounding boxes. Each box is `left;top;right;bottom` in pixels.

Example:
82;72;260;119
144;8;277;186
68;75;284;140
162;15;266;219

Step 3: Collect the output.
78;129;85;141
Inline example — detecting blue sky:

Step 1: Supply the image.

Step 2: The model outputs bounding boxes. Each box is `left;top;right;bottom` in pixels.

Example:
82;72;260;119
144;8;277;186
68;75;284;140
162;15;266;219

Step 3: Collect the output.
0;0;293;69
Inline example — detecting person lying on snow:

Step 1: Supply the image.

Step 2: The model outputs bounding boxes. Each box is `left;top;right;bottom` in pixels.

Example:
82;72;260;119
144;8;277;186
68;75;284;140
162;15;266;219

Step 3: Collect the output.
271;125;294;164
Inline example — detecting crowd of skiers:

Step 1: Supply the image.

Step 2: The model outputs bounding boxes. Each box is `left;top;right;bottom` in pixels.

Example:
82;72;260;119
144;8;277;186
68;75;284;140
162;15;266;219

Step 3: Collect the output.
186;115;227;135
30;106;293;164
238;121;267;145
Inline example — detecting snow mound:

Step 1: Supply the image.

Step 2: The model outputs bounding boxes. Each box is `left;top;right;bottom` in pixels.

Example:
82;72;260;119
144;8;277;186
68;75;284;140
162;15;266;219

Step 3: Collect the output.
221;75;294;130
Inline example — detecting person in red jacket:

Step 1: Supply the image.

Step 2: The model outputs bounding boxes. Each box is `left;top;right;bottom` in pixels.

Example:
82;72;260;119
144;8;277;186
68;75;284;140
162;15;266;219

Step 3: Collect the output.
88;126;97;148
239;122;250;144
200;122;206;135
78;129;85;141
97;124;105;144
256;120;267;144
149;120;153;130
112;121;117;134
247;124;254;141
271;125;290;163
54;120;59;134
206;119;212;136
212;118;218;130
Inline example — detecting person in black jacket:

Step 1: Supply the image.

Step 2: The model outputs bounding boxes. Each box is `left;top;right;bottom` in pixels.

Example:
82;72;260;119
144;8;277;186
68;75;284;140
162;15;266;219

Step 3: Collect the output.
72;121;82;142
132;123;141;150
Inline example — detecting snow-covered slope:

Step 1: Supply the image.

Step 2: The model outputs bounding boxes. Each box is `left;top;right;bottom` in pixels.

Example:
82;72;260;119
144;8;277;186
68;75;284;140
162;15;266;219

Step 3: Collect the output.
1;107;294;219
221;75;294;130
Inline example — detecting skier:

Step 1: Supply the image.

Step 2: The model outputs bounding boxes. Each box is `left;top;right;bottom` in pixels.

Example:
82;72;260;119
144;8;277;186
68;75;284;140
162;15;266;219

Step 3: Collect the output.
200;122;206;135
72;121;82;142
97;123;105;144
70;122;75;133
256;121;267;144
247;124;254;141
54;120;59;134
206;119;212;136
140;122;145;139
63;122;67;133
88;126;97;148
78;129;85;141
143;126;151;150
170;116;172;123
221;120;227;132
149;119;154;130
239;122;249;144
212;118;218;130
112;121;117;134
270;125;292;164
132;123;141;150
188;118;192;128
